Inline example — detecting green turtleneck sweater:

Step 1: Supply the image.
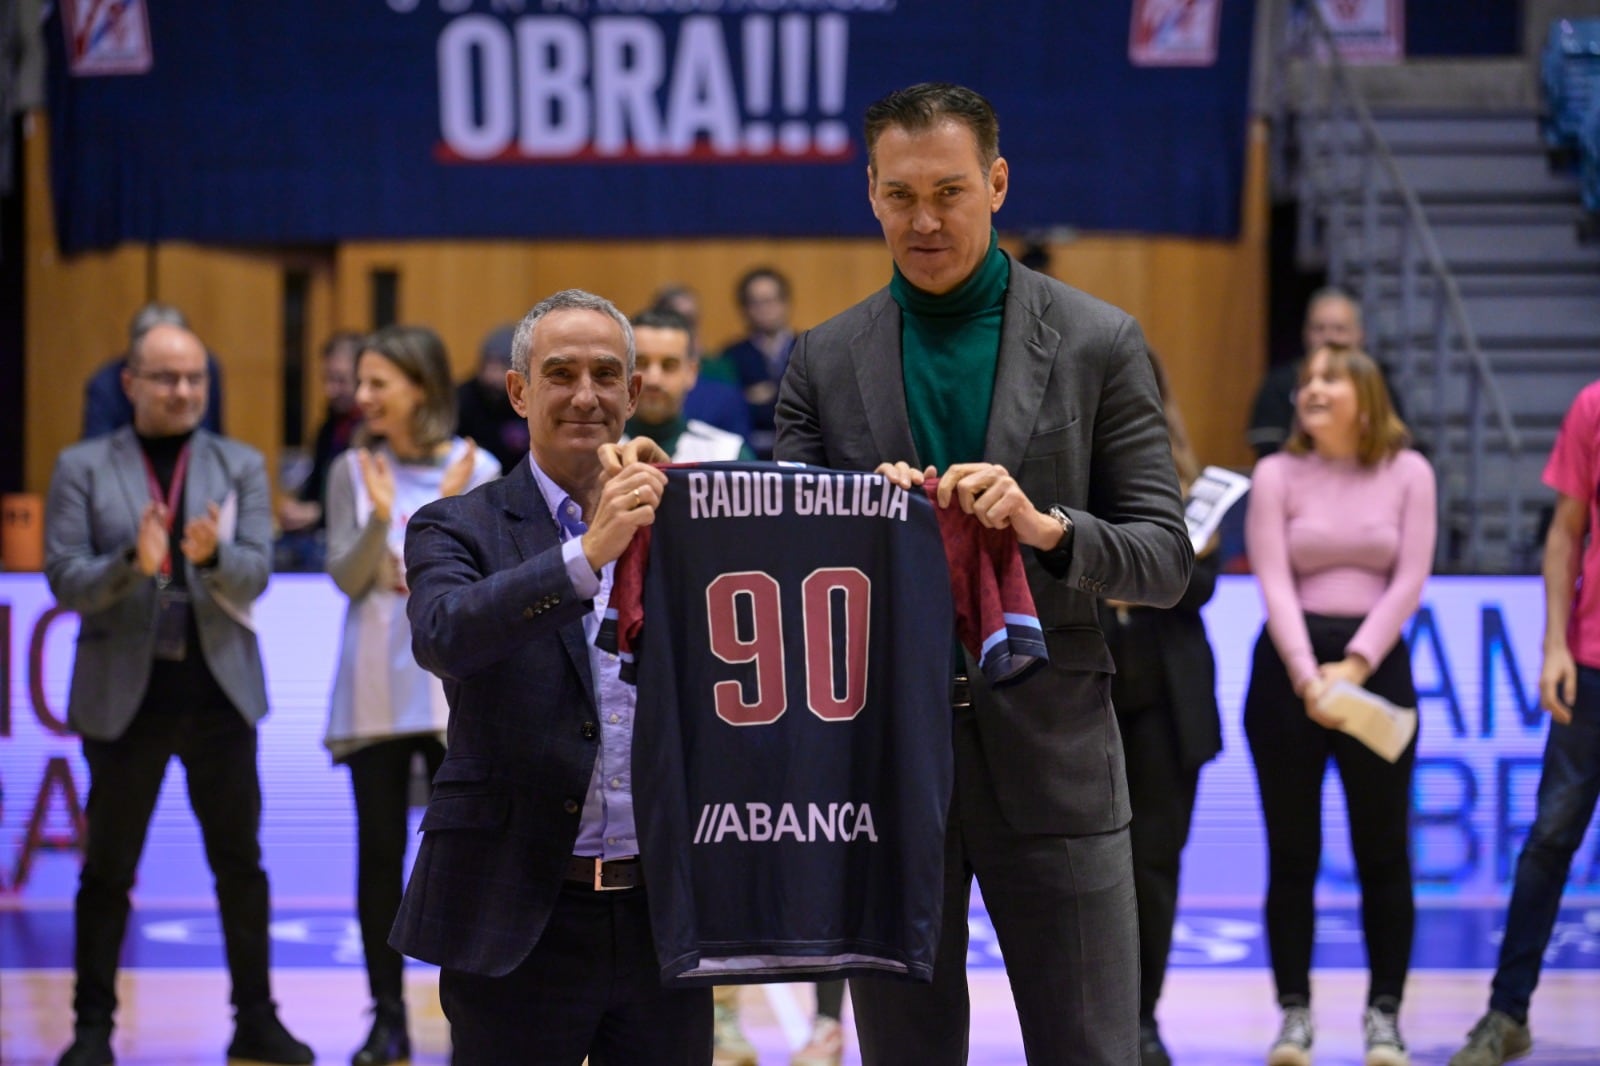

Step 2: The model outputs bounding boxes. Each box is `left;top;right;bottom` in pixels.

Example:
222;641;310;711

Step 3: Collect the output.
892;230;1009;472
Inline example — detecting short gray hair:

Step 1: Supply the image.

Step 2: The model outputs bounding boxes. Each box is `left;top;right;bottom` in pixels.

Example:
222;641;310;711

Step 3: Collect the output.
128;303;188;345
511;289;635;378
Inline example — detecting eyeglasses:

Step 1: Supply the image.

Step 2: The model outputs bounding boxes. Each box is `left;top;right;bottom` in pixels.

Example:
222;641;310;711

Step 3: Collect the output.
134;370;208;390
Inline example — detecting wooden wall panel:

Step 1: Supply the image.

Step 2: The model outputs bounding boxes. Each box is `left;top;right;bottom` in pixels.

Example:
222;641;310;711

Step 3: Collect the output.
22;119;150;496
332;238;892;384
26;117;1266;494
152;244;287;496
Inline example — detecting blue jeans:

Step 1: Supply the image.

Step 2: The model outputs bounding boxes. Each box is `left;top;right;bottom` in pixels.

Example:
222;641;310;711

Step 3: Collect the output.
1489;664;1600;1023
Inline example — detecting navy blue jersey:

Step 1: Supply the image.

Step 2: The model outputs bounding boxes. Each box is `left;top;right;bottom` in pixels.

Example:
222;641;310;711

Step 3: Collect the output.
599;462;1044;986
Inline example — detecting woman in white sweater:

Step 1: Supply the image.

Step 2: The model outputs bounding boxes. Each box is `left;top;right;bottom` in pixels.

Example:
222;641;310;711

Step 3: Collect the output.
324;325;500;1065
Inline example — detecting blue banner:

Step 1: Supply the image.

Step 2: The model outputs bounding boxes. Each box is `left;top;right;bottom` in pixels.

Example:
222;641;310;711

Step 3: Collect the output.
45;1;1256;252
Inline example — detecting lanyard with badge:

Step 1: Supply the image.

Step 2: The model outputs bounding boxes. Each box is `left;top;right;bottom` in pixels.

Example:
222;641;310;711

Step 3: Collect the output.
143;444;192;661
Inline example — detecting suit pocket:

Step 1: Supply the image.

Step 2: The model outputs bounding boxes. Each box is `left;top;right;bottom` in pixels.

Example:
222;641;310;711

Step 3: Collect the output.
418;755;506;832
1023;420;1079;458
419;790;508;833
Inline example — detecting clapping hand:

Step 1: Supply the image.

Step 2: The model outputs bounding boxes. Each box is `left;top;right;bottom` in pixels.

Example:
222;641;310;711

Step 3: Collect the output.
135;501;170;576
180;502;223;565
356;449;397;523
441;439;479;498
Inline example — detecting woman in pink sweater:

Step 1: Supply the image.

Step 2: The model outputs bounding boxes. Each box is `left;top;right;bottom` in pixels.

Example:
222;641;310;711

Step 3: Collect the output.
1244;345;1436;1066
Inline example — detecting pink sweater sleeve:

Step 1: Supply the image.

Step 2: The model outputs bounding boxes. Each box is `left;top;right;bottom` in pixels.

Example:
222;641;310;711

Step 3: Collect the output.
1246;456;1320;690
1345;451;1437;671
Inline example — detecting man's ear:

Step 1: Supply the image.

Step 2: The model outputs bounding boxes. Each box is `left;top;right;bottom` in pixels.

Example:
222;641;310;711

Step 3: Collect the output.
506;369;527;417
988;156;1009;213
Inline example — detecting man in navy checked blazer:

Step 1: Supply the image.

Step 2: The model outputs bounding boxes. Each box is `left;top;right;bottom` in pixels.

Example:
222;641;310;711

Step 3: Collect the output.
392;289;701;1064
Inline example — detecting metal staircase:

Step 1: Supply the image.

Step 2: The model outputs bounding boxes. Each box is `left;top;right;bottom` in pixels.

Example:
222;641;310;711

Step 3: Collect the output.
1273;6;1598;573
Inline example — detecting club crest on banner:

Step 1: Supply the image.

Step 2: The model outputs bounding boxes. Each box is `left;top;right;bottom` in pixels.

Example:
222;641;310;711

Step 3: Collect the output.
1129;0;1222;68
62;0;153;77
1314;0;1405;64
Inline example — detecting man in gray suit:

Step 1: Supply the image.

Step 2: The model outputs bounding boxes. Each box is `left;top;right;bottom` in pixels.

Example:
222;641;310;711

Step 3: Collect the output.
44;322;311;1066
774;83;1193;1065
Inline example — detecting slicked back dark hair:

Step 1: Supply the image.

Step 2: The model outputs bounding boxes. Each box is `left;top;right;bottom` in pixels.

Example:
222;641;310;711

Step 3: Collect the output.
864;82;1000;174
629;307;697;359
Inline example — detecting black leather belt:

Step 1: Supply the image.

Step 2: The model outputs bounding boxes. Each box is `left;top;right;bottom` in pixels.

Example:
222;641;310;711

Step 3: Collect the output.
952;674;972;709
566;855;643;891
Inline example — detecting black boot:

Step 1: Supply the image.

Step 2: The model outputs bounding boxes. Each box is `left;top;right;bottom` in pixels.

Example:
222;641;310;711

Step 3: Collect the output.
228;1001;315;1064
352;998;410;1066
56;1022;115;1066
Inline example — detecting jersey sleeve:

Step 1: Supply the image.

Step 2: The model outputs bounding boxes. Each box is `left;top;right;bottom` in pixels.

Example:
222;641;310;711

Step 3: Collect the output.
597;525;654;684
923;480;1048;686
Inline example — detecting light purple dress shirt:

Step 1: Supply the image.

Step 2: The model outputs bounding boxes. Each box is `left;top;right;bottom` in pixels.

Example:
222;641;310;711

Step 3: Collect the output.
525;459;638;860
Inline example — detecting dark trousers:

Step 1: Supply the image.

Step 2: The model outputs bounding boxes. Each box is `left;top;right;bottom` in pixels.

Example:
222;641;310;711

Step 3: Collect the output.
345;734;445;1005
1244;617;1417;1007
849;698;1139;1066
439;882;712;1065
1490;664;1600;1023
1117;700;1201;1023
75;697;271;1025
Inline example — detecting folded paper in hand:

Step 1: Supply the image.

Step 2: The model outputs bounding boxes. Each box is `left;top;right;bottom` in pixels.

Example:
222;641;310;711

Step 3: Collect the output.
1183;466;1251;555
1317;680;1417;762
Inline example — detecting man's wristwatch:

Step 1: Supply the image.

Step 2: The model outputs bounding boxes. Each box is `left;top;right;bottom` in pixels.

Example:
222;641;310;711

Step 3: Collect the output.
1047;505;1075;551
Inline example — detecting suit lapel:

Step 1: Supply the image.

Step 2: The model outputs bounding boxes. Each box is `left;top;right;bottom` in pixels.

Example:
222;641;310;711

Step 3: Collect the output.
851;292;921;466
183;430;220;524
498;463;597;703
109;428;154;523
984;266;1060;471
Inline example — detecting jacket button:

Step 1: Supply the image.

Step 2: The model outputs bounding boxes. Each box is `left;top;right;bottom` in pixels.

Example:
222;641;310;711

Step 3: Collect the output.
580;721;597;740
563;799;579;814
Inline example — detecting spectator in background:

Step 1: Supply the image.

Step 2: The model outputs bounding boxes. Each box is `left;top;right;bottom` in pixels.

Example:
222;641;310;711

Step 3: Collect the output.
45;322;312;1066
276;330;363;571
1099;349;1223;1066
1448;381;1600;1066
624;308;750;462
651;283;702;343
710;267;797;459
82;303;225;439
1248;286;1414;469
1247;287;1365;461
1243;344;1435;1066
325;325;499;1065
455;324;530;473
652;281;753;443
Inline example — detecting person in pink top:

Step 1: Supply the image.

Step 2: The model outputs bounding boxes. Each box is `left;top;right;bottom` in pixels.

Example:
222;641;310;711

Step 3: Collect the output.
1447;380;1600;1066
1243;344;1436;1066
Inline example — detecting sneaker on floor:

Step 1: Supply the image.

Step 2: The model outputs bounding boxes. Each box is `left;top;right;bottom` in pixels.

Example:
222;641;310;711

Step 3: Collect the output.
1448;1010;1533;1066
1267;1004;1314;1066
57;1024;115;1066
790;1016;844;1066
712;987;757;1066
1363;1000;1409;1066
227;1002;314;1065
1139;1019;1173;1066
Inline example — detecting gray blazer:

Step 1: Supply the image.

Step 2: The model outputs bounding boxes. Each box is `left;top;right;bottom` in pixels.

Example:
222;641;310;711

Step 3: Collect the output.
43;426;274;740
775;258;1193;835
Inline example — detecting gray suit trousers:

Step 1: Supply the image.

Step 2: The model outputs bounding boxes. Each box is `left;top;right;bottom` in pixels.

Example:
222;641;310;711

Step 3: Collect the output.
850;690;1139;1066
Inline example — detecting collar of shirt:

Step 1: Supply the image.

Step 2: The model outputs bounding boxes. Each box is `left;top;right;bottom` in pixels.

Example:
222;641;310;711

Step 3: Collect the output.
526;455;588;539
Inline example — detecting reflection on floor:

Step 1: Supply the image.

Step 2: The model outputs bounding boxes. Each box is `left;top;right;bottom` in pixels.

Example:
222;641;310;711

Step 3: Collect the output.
3;904;1599;1064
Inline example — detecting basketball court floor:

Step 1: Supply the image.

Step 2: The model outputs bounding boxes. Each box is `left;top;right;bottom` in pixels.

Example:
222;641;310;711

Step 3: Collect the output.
5;896;1599;1064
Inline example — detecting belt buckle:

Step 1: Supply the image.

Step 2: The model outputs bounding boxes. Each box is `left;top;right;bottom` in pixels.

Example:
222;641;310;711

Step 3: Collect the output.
592;857;627;892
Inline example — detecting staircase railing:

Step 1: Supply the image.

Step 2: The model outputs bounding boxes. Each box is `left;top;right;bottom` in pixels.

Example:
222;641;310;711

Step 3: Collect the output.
1271;1;1524;572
